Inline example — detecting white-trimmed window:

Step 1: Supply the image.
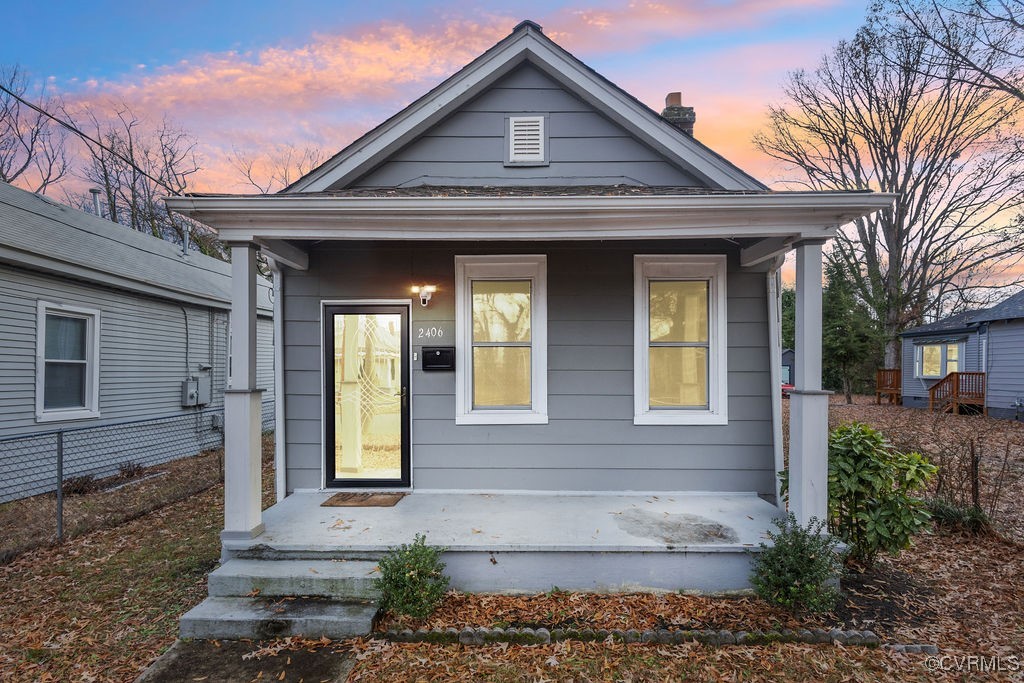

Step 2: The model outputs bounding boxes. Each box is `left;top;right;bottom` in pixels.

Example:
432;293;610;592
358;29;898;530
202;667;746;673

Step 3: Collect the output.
634;255;728;425
914;342;961;379
36;302;101;422
505;115;548;166
455;255;547;425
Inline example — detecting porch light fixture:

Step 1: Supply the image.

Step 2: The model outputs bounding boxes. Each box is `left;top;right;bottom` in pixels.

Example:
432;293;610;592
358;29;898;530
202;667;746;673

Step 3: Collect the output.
411;284;437;307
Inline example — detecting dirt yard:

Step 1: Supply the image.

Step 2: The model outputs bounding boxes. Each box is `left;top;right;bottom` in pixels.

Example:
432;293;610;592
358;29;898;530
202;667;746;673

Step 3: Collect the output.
1;409;1022;681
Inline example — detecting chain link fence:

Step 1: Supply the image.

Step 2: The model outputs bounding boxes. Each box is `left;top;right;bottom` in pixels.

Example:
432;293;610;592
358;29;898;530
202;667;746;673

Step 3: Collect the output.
0;400;275;563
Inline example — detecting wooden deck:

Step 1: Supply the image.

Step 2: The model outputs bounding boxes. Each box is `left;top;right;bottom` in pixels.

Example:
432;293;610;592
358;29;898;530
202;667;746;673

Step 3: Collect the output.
875;368;901;404
929;371;987;415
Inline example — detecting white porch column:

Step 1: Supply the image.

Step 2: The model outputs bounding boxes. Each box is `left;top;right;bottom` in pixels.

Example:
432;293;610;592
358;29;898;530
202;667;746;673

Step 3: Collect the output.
789;240;830;526
223;243;265;540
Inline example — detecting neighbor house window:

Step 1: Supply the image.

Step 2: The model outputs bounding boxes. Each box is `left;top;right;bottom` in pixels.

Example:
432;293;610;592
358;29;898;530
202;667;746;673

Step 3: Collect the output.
914;342;961;379
455;255;547;424
36;302;101;422
634;255;728;425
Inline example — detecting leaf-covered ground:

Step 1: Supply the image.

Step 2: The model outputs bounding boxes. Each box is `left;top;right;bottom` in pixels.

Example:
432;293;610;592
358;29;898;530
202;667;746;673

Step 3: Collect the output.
2;411;1023;681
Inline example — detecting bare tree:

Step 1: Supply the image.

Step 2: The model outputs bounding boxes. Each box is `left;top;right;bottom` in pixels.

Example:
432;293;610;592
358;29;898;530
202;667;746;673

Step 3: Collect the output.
0;65;68;193
755;13;1024;365
883;0;1024;101
230;143;324;193
72;103;221;256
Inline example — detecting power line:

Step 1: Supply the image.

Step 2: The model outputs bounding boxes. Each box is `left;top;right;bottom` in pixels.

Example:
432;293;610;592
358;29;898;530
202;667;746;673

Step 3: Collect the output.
0;82;181;196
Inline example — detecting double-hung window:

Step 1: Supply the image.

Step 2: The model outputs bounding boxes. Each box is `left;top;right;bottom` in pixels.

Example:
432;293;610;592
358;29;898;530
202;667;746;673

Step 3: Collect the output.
36;302;101;422
634;255;727;425
455;255;547;424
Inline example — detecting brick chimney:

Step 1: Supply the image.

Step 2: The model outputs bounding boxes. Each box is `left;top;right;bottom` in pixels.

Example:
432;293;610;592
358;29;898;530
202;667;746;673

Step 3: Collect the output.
661;92;696;137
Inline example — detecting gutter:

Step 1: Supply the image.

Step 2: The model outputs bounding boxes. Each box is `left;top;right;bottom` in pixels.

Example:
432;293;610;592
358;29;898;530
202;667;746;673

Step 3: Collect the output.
269;258;287;503
766;255;786;508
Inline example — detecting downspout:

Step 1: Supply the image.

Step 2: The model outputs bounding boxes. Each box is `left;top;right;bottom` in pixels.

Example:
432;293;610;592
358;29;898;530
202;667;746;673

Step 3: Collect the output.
269;258;287;503
766;255;786;508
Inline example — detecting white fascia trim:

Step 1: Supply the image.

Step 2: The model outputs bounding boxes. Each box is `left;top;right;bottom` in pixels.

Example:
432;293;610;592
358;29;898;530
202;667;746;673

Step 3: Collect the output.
165;193;898;242
36;300;102;422
455;255;548;426
633;255;728;426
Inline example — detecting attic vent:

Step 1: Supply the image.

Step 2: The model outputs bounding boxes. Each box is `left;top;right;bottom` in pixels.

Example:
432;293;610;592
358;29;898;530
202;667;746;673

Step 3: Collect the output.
507;115;547;165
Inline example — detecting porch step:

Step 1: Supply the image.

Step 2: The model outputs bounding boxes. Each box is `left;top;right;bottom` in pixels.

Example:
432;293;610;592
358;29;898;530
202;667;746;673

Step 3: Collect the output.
209;559;381;600
179;596;379;640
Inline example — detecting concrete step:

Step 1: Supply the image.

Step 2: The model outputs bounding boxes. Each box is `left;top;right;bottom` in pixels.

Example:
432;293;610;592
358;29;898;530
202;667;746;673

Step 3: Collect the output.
209;559;380;600
179;596;379;640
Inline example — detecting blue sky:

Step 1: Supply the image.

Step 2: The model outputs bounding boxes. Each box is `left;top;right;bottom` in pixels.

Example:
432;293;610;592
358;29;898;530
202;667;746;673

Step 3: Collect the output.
3;1;873;189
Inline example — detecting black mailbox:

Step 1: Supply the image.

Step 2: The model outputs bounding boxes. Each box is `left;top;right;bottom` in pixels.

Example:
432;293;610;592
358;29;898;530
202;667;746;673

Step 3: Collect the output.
422;346;455;371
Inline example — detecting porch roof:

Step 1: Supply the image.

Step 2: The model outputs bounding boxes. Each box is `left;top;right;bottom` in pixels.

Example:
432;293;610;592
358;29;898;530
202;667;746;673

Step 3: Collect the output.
164;189;896;258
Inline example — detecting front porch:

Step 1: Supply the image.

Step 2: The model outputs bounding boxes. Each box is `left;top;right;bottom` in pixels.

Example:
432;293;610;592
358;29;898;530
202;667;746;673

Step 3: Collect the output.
224;491;782;593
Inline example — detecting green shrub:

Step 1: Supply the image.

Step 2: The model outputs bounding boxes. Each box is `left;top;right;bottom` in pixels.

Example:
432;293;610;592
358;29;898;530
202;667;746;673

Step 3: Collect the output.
828;422;936;565
750;514;843;613
926;498;992;535
374;533;450;619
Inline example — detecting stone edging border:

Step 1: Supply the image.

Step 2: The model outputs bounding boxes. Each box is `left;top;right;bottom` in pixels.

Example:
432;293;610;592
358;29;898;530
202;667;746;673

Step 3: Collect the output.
378;626;937;651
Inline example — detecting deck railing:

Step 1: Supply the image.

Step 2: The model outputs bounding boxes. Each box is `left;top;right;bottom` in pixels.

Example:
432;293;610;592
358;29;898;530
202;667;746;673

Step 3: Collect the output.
928;371;986;414
875;368;901;404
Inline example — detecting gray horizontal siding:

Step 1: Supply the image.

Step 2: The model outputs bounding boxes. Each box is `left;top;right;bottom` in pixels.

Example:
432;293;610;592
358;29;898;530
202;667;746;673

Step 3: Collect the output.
350;63;701;189
986;320;1024;413
0;263;273;437
282;241;775;496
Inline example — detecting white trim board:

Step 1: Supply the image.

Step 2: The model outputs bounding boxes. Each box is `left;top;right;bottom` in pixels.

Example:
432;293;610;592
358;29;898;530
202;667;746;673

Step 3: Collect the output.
165;192;898;244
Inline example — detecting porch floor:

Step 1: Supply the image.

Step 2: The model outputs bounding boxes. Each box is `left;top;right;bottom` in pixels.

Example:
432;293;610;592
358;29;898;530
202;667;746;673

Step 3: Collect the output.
223;491;782;593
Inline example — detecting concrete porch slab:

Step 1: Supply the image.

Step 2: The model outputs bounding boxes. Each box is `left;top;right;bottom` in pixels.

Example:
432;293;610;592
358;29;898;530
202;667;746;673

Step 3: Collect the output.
222;492;782;593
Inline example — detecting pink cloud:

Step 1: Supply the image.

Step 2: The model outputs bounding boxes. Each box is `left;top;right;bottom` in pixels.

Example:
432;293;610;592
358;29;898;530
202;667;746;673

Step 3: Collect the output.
55;3;845;192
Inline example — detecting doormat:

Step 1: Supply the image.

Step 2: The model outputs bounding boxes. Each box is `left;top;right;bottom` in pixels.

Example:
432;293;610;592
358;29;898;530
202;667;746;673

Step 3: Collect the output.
321;492;406;507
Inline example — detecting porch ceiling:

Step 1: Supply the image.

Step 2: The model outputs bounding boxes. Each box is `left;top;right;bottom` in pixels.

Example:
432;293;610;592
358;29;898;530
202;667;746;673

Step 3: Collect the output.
164;191;896;244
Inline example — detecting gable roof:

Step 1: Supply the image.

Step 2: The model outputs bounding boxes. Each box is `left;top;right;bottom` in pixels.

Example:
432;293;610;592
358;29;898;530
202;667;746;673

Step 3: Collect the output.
975;289;1024;323
899;309;988;337
285;20;766;194
899;290;1024;337
0;181;271;312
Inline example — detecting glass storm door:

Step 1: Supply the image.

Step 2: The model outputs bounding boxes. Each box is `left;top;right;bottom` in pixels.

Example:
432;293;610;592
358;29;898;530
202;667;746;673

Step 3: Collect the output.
324;305;410;487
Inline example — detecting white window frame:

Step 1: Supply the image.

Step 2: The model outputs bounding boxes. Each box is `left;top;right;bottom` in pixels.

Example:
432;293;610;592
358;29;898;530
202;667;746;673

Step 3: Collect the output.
35;301;101;422
914;341;962;379
634;255;728;426
455;255;548;425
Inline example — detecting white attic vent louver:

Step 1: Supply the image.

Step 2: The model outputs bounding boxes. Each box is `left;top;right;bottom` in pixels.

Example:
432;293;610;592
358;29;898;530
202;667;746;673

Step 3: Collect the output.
508;116;546;164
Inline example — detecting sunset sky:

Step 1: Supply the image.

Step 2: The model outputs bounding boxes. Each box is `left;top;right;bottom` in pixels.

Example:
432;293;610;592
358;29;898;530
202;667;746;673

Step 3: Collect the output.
4;1;873;192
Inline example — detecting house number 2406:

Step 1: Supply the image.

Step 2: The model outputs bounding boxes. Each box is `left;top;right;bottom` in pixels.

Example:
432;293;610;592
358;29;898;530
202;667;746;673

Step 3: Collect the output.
417;327;444;339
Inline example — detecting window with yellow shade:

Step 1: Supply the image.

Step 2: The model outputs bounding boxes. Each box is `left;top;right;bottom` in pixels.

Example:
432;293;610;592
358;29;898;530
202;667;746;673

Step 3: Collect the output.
456;256;547;424
914;342;962;378
634;255;727;425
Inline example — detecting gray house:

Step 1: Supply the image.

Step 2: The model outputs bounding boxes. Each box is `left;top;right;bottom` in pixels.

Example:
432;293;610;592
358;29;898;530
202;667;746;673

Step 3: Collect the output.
0;180;275;503
167;21;894;637
900;290;1024;418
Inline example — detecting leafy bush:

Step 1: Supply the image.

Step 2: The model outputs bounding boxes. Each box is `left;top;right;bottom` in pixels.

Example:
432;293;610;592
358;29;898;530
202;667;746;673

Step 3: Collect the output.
374;533;450;619
828;422;936;565
926;498;992;535
750;514;843;613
